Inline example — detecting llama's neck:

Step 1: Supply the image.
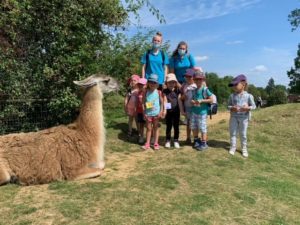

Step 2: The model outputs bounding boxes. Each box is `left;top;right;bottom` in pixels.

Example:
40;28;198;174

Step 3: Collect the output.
77;86;103;137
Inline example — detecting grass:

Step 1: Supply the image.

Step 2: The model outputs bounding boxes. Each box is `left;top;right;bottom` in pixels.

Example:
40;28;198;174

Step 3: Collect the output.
0;102;300;225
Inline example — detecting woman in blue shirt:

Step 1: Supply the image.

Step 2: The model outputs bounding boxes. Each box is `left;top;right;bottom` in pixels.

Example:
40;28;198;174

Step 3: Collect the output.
169;41;196;84
141;32;169;89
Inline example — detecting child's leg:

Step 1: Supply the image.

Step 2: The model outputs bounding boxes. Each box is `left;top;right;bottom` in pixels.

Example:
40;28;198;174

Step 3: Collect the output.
153;118;160;145
200;114;207;142
145;120;153;145
128;116;134;135
229;116;239;150
173;111;180;141
165;112;172;141
239;117;249;150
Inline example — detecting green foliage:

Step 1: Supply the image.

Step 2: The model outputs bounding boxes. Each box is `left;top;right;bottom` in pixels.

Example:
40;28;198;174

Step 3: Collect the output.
288;7;300;31
287;43;300;94
206;73;233;104
0;0;164;132
267;88;288;106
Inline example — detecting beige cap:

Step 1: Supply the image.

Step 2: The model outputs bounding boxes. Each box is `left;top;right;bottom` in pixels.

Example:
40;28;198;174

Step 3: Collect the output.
166;73;178;83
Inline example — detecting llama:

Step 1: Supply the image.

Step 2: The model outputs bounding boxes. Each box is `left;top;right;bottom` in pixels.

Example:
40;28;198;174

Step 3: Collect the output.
0;74;119;185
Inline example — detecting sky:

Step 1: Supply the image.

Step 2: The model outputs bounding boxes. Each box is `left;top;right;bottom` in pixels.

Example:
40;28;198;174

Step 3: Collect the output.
125;0;300;88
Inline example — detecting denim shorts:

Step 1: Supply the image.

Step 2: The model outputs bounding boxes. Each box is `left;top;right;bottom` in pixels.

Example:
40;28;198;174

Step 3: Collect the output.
190;113;207;133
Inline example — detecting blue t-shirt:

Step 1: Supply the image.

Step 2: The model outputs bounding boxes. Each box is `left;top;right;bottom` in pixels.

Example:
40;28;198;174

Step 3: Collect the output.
169;54;196;83
141;50;169;85
191;87;212;115
145;89;161;116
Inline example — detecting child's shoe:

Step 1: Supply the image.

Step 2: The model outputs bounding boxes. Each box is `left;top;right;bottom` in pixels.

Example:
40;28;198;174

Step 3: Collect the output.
242;148;248;158
165;141;171;148
174;141;180;149
229;147;236;155
153;143;160;150
197;142;208;151
141;143;150;150
193;138;201;148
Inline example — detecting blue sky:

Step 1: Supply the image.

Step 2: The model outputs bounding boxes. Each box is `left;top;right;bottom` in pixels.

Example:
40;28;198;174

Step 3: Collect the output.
126;0;300;87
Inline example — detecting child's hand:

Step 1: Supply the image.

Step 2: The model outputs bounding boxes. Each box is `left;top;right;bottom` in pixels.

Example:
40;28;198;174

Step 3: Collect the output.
240;105;250;112
231;105;239;112
181;111;186;116
191;100;196;105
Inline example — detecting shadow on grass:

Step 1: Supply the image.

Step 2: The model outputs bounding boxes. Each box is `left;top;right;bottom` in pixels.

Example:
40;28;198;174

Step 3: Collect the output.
207;139;230;151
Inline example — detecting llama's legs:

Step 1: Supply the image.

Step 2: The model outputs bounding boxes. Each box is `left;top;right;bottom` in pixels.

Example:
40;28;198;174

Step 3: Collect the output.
73;166;103;180
0;167;11;185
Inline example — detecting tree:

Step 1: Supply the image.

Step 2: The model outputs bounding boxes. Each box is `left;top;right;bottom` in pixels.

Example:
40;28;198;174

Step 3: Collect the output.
0;0;164;132
287;44;300;94
265;77;275;94
288;7;300;31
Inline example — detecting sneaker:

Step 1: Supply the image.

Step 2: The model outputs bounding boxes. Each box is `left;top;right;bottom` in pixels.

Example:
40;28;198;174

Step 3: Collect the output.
242;148;248;158
165;141;171;148
193;139;201;148
138;136;144;144
229;148;236;155
174;141;180;149
197;142;208;151
141;143;150;150
153;143;160;150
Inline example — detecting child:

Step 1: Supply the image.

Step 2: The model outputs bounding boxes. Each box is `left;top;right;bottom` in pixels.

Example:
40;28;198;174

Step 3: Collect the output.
190;71;213;151
136;78;147;144
178;68;197;144
163;73;181;149
228;74;256;157
124;74;139;137
142;74;165;150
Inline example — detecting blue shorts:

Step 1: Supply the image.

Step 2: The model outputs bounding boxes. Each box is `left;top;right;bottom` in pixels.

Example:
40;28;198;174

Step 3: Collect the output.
190;113;207;133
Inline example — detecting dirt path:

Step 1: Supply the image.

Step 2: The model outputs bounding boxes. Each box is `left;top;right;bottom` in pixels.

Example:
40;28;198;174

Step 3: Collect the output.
103;111;230;181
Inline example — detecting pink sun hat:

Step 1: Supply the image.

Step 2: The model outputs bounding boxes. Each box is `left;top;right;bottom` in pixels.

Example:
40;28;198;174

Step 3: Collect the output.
138;78;147;85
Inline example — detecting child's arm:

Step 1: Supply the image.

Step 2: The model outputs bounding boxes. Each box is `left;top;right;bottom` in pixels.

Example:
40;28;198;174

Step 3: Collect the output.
124;94;129;113
160;94;167;119
178;94;185;115
241;94;256;112
228;94;238;112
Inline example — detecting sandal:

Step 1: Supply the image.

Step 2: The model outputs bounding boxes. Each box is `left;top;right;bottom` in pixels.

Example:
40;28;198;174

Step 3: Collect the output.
142;143;150;150
153;143;160;150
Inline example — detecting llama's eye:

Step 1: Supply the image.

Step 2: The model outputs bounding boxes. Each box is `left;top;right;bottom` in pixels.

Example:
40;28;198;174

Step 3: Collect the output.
103;79;110;85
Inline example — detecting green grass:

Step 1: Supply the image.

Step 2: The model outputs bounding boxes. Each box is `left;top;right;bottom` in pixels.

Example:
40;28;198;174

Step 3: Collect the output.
0;103;300;225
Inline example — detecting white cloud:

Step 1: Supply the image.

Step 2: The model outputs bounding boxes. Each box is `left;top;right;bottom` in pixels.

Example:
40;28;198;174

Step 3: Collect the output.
195;55;209;62
226;40;244;45
130;0;262;26
252;65;268;72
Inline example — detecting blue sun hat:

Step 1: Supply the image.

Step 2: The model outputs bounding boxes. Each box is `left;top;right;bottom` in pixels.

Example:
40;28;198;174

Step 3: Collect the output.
148;74;159;83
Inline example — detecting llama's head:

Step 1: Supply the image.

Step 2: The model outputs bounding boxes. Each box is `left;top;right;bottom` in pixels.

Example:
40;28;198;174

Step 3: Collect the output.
73;74;119;93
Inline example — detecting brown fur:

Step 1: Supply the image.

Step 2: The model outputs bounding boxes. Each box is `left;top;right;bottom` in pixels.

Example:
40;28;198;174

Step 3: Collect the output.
0;75;118;185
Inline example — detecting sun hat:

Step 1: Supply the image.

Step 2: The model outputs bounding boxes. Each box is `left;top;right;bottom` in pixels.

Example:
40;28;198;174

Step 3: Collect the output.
194;70;205;80
138;78;147;85
148;74;159;83
184;68;195;77
228;74;247;87
131;74;140;81
166;73;178;83
194;67;203;73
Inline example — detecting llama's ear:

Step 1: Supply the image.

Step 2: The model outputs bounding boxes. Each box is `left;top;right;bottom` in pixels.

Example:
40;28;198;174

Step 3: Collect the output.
74;76;97;87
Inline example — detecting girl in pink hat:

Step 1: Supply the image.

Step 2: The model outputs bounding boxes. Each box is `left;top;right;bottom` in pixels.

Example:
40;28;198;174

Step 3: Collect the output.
124;74;140;138
136;78;147;144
